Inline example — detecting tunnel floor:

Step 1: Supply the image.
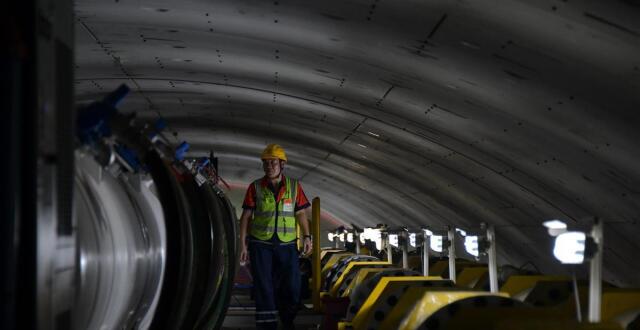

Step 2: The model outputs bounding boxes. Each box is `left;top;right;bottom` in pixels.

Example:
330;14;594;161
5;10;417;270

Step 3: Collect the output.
222;287;322;330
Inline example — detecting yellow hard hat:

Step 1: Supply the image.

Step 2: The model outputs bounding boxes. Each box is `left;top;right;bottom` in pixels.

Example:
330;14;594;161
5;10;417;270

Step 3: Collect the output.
261;144;287;162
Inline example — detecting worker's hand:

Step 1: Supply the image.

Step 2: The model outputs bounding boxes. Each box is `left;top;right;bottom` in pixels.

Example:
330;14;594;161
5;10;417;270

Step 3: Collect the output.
239;243;249;265
303;236;313;256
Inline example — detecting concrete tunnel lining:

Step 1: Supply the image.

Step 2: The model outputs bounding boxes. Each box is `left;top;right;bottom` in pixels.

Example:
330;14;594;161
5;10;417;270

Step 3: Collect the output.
74;0;640;286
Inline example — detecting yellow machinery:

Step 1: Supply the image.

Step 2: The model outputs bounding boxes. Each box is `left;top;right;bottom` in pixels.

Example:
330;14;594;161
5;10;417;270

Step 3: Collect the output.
388;290;622;330
455;266;488;289
500;275;571;301
328;262;392;297
601;289;640;326
396;291;511;330
321;253;354;279
380;280;640;330
346;276;453;330
428;259;483;278
321;249;347;267
333;269;640;330
312;198;321;312
340;267;404;298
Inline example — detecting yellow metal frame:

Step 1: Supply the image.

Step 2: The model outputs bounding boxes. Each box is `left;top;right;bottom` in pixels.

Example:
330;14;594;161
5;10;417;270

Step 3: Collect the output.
428;259;480;277
499;275;570;300
321;249;346;265
378;286;436;329
321;252;354;278
601;289;640;322
398;291;509;330
455;267;488;289
429;260;449;276
340;267;404;298
328;261;392;297
312;198;321;312
337;322;350;330
416;297;626;330
351;276;449;329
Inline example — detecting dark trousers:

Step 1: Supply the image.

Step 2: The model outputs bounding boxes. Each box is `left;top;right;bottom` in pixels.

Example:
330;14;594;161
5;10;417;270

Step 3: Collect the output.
249;241;301;330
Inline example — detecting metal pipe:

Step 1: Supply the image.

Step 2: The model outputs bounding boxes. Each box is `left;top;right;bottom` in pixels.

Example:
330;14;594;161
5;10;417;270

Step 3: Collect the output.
447;226;456;283
402;232;409;269
573;271;582;322
589;218;603;323
312;198;321;312
334;230;339;249
386;234;393;264
484;223;499;293
354;231;361;254
422;234;430;276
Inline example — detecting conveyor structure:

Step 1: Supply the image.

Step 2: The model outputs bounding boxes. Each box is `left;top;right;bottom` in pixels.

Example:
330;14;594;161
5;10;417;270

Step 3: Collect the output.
312;222;640;330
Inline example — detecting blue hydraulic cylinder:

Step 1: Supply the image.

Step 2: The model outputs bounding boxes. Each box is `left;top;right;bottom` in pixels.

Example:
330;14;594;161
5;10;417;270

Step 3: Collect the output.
174;141;190;161
114;144;141;172
148;118;168;142
77;84;130;144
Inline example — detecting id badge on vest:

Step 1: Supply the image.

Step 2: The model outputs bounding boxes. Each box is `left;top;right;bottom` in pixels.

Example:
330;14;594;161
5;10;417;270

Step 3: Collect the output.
283;198;294;212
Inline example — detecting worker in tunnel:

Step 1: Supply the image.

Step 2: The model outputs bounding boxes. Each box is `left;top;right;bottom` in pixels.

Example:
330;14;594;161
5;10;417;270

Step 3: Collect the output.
239;144;313;330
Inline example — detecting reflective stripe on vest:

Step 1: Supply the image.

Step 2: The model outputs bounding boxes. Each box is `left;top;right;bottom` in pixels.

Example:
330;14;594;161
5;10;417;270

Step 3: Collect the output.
250;177;298;242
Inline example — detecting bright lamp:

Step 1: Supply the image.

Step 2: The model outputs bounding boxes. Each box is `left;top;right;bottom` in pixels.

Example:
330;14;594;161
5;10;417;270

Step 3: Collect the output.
464;236;479;257
430;235;443;252
409;233;417;248
553;231;586;264
362;227;383;251
389;234;399;248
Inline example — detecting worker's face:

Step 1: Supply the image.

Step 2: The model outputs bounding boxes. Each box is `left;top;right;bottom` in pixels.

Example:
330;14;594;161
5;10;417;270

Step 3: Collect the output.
262;158;283;179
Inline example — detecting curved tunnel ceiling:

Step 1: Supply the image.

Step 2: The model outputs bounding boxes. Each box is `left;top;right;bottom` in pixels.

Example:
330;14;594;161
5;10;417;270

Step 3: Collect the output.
74;0;640;286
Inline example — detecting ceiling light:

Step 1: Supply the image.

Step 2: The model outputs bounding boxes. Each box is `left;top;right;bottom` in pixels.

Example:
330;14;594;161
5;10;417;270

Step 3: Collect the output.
357;144;367;148
367;131;380;137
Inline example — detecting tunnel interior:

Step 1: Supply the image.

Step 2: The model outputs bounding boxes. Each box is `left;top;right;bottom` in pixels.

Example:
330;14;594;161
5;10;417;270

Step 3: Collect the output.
74;0;640;287
3;1;640;329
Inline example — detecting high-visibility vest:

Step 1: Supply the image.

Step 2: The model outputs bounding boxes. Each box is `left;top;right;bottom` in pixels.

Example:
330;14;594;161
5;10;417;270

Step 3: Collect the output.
250;177;298;242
